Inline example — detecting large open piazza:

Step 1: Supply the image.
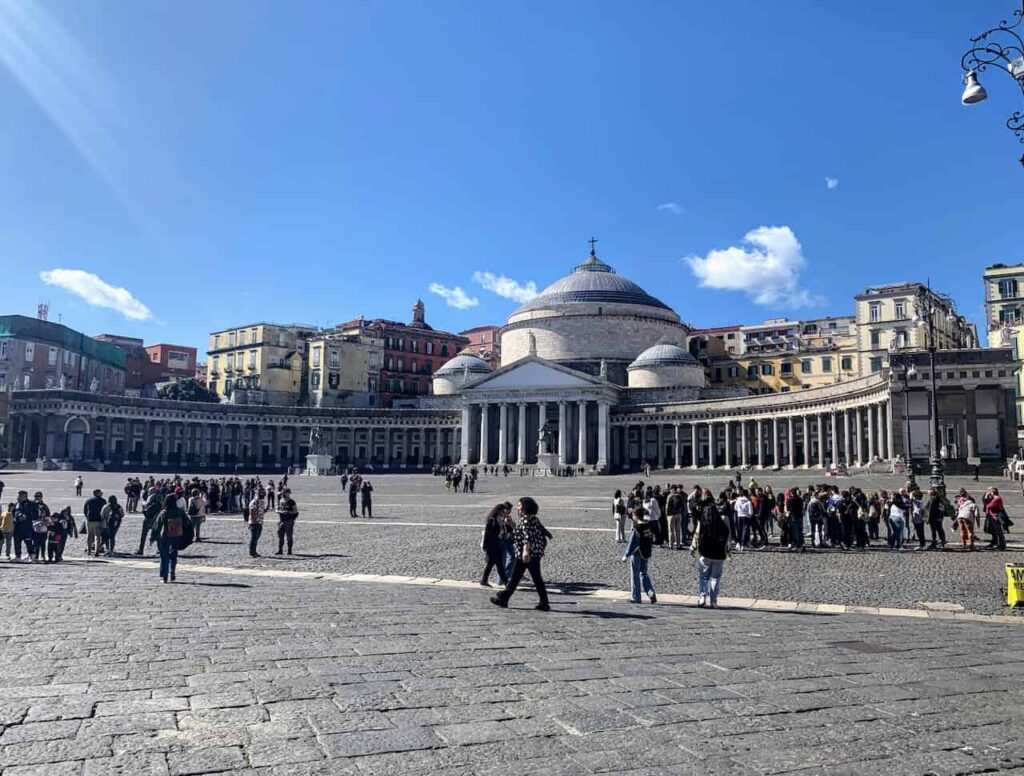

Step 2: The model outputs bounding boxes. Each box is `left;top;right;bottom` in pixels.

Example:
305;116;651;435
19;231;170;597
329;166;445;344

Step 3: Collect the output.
2;467;1024;775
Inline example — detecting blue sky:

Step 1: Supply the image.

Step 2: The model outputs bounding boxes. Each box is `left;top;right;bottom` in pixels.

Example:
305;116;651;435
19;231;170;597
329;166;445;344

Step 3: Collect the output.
1;0;1021;353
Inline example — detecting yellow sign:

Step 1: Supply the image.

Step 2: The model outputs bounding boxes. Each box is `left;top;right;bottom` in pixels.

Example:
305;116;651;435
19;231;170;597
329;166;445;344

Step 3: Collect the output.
1007;565;1024;607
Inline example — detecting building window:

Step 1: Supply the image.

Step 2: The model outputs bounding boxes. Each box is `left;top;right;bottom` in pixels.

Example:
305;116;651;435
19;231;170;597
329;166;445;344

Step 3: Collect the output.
761;363;774;376
311;372;321;388
894;301;905;319
212;355;220;371
397;358;404;371
870;357;882;373
228;332;236;348
329;372;339;388
746;365;757;379
397;338;404;351
841;356;853;371
822;357;832;372
412;340;419;353
728;366;738;378
441;344;449;357
800;360;811;374
248;350;256;369
870;331;881;348
312;347;321;368
713;368;722;382
386;357;393;370
1000;307;1020;324
329;349;339;368
999;278;1019;299
226;354;235;369
214;335;221;349
25;342;34;361
239;331;247;346
425;342;434;355
411;359;418;373
781;362;793;375
869;304;880;323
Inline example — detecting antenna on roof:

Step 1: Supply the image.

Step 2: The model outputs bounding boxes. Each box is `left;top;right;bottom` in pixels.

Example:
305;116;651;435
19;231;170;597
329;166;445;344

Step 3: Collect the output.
37;302;49;321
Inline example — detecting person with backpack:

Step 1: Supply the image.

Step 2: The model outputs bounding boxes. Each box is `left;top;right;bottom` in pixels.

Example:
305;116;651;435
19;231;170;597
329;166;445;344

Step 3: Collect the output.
100;495;124;556
622;505;657;604
276;488;298;555
137;489;163;556
30;492;52;563
12;491;37;562
151;494;192;583
187;488;207;543
924;488;948;550
691;488;731;608
0;502;14;560
807;491;826;548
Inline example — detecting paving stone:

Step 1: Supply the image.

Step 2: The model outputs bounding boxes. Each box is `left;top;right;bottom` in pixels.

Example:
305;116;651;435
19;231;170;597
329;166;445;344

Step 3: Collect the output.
166;745;246;775
247;737;324;767
319;727;440;758
83;752;169;776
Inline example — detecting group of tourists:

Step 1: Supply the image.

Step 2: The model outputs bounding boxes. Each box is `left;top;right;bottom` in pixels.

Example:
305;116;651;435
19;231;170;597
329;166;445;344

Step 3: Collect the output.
481;497;554;611
1;490;79;563
440;466;478;493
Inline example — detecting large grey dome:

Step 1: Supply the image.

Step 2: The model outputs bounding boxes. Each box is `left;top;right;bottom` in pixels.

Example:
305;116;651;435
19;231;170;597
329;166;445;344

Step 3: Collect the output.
435;352;493;376
628;343;699;370
513;254;673;315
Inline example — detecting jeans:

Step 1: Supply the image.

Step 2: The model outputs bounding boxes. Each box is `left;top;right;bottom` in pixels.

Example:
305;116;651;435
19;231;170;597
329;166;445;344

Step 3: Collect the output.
615;513;628;543
737;517;751;548
913;521;927;548
495;557;549;607
0;534;10;556
502;541;516;580
158;538;178;579
105;521;120;555
86;521;104;554
789;516;805;548
697;556;724;605
277;520;295;553
630;555;655;602
31;533;46;560
482;553;508;586
810;521;825;547
668;514;683;547
889;515;905;549
249;523;263;556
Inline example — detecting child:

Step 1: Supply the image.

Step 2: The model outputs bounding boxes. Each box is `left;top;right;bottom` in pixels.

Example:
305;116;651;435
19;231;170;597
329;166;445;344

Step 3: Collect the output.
621;506;657;604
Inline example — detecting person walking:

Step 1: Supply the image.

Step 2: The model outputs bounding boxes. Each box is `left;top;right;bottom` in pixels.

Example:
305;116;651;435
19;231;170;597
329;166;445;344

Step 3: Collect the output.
480;503;510;587
489;497;551;611
101;495;124;556
248;487;266;557
984;487;1007;551
74;475;83;497
12;491;37;562
186;488;207;543
0;502;13;560
360;479;374;518
925;488;948;549
49;506;76;562
83;488;106;556
691;488;731;608
621;505;657;604
612;490;628;544
348;479;359;518
150;494;191;583
137;489;162;556
276;487;298;555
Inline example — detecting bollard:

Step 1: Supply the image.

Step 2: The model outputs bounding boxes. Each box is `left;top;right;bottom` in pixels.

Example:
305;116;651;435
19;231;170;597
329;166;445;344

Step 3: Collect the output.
1007;564;1024;607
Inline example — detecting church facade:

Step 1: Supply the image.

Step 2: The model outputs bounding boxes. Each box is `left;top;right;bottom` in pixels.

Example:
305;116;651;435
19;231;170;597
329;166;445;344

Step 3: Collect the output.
4;248;1019;473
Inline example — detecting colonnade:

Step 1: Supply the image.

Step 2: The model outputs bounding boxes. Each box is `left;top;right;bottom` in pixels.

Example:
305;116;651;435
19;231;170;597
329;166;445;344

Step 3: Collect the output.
617;400;894;470
460;399;610;469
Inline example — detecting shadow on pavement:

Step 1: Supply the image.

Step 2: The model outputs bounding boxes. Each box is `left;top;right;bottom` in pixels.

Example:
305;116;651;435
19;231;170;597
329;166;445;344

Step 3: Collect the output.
181;581;252;589
566;608;655;620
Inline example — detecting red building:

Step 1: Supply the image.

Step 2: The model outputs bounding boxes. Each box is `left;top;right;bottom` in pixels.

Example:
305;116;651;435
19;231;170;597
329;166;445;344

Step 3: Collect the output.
338;300;468;407
459;325;501;368
144;344;198;383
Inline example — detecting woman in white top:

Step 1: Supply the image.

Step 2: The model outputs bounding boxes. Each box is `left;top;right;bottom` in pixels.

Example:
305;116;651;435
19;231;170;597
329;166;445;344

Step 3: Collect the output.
612;490;628;543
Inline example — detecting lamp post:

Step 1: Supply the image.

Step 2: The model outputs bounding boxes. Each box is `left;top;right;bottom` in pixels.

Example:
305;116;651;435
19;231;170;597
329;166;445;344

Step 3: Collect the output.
959;1;1024;168
912;283;959;495
889;346;918;490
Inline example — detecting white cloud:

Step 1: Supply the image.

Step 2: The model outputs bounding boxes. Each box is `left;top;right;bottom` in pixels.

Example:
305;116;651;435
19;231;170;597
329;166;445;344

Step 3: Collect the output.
40;268;153;320
472;271;538;303
657;202;685;215
683;226;823;308
428;282;479;310
826;177;839;190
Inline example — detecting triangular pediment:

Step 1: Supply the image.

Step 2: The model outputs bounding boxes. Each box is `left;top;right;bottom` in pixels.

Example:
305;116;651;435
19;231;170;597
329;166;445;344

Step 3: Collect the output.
464;356;605;392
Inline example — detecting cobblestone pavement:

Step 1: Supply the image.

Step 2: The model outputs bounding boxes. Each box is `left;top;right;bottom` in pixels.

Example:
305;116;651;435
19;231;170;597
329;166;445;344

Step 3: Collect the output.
2;469;1022;617
3;556;1024;775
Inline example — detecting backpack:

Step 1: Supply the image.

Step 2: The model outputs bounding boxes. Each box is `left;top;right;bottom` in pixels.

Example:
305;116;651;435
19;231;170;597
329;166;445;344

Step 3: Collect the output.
166;515;184;538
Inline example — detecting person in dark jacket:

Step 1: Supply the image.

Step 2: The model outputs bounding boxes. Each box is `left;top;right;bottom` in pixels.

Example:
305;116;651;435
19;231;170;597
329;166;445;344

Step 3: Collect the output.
276;488;298;555
83;489;106;556
622;505;657;604
785;488;805;552
690;489;730;608
48;506;77;562
925;489;948;549
348;479;359;518
480;503;511;587
13;490;38;562
151;494;191;582
137;490;163;556
490;496;551;611
360;479;374;518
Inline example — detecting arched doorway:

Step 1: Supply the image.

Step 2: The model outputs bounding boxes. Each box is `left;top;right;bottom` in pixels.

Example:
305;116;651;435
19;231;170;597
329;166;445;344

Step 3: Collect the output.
64;416;90;461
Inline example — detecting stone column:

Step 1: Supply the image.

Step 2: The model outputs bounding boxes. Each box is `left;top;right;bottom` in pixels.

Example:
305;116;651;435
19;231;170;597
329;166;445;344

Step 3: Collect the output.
597;401;609;471
479;403;489;465
691;424;699;469
771;418;780;468
104;417;114;464
706;422;715;468
674;423;682;468
496;404;507;465
460;406;471;464
656;424;664;469
517;403;527;464
856;407;865;466
818;413;827;468
740;420;748;468
787;416;795;468
965;390;978;460
802;416;811;468
557;402;567;467
885;401;895;461
843;411;851;468
724;421;732;469
867;404;876;462
577;401;587;466
756;419;765;468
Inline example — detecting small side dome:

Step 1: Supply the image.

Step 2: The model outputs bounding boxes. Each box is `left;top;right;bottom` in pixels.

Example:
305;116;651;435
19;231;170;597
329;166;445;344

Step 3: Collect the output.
627;343;704;389
628;343;699;370
432;350;493;395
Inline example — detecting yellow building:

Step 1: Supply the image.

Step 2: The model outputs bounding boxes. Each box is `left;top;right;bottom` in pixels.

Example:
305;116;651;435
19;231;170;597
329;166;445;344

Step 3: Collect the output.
307;332;384;408
854;283;976;375
206;322;317;405
983;263;1024;345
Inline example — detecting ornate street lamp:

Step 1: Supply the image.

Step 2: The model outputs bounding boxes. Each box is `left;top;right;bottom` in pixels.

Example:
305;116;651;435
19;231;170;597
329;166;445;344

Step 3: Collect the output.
960;1;1024;168
888;344;918;490
912;284;960;494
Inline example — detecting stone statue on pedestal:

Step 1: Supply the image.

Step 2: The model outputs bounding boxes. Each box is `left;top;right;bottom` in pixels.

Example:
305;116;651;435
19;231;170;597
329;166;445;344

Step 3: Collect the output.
538;420;555;456
58;373;67;390
309;426;325;455
89;377;100;393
